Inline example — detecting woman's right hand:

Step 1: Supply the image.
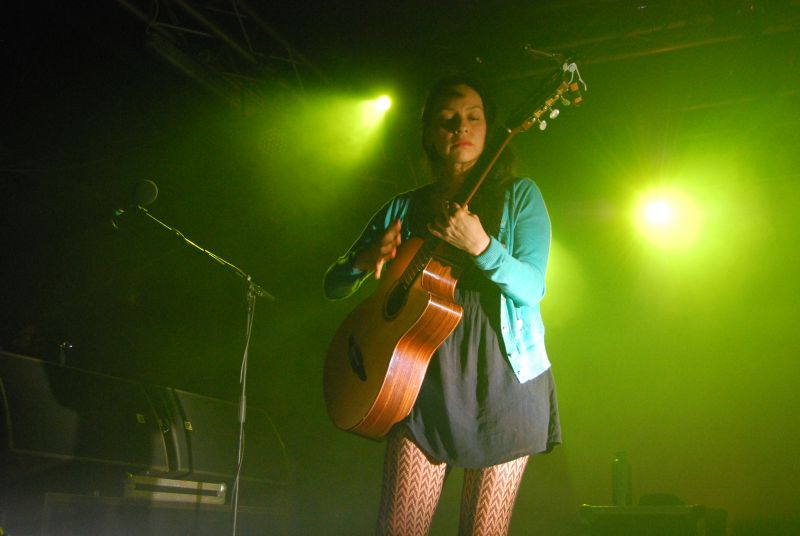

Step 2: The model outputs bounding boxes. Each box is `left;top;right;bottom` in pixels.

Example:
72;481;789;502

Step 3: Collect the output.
353;219;402;279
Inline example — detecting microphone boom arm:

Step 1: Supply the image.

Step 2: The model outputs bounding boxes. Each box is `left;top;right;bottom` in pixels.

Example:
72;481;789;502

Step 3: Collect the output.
137;206;276;301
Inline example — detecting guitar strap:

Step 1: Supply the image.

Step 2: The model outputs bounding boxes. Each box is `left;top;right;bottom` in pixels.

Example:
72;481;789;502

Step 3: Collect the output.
407;183;436;239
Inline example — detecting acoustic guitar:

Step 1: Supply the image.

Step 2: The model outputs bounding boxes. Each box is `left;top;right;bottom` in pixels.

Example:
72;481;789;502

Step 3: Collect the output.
324;62;585;440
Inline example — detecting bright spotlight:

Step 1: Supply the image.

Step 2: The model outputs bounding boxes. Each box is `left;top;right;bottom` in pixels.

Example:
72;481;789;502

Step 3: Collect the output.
643;200;674;227
376;95;392;112
360;95;392;129
633;187;702;249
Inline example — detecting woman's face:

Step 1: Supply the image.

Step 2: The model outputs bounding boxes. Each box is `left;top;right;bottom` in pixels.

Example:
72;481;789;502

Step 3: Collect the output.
424;84;487;172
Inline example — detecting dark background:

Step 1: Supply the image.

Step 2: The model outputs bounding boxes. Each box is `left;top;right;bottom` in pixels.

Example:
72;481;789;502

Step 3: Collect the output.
2;1;799;534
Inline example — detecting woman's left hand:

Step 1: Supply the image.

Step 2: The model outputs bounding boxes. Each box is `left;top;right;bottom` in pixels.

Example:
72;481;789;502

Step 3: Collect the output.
428;201;491;257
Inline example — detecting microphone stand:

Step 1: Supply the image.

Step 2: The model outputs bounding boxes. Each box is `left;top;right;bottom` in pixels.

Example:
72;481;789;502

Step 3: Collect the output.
130;206;273;536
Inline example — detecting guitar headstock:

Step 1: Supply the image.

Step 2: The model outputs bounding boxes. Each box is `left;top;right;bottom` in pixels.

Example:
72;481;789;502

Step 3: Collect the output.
505;60;587;135
459;60;587;205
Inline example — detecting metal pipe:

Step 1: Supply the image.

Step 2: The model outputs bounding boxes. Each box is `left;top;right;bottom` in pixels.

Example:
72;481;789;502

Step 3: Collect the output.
170;0;259;66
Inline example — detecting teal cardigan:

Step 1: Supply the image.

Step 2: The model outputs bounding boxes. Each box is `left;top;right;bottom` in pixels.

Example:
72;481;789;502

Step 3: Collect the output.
324;177;552;383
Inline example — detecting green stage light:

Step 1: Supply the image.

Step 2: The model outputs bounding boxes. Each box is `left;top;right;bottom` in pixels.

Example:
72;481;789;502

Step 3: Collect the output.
360;95;392;129
251;89;394;181
376;95;392;112
633;186;703;250
643;199;674;227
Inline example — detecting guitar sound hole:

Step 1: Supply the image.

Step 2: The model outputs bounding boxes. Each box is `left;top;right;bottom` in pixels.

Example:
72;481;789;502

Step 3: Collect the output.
384;283;407;319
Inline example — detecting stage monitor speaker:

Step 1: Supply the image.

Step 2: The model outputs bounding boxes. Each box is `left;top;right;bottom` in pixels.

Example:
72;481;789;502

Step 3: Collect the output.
39;492;287;536
0;351;291;511
167;388;290;486
0;351;169;474
580;505;727;536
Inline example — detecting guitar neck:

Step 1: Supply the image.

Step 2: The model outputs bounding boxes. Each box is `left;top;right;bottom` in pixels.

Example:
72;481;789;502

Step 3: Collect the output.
396;232;443;290
395;129;517;291
396;73;577;292
454;129;516;207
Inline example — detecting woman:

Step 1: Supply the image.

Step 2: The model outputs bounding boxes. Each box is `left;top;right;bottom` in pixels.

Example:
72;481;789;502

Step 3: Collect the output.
324;75;560;536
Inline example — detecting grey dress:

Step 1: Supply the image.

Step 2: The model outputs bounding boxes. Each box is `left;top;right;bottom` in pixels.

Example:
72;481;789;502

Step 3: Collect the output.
403;188;561;469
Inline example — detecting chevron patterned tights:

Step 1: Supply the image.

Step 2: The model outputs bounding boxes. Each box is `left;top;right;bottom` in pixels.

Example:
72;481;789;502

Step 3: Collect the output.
376;427;529;536
458;454;528;535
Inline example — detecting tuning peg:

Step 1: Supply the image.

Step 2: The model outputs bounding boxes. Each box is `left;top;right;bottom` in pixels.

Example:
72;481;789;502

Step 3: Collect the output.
560;96;572;106
549;108;560;119
538;120;548;131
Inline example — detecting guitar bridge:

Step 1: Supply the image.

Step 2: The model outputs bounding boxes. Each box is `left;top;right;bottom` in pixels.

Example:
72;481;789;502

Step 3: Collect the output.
384;281;408;320
348;334;367;381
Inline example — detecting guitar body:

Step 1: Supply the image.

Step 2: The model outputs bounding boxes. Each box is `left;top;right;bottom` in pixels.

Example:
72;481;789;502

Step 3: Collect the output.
323;237;463;440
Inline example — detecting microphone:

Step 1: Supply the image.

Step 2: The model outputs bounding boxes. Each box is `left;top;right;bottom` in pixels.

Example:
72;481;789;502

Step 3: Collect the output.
112;179;159;229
